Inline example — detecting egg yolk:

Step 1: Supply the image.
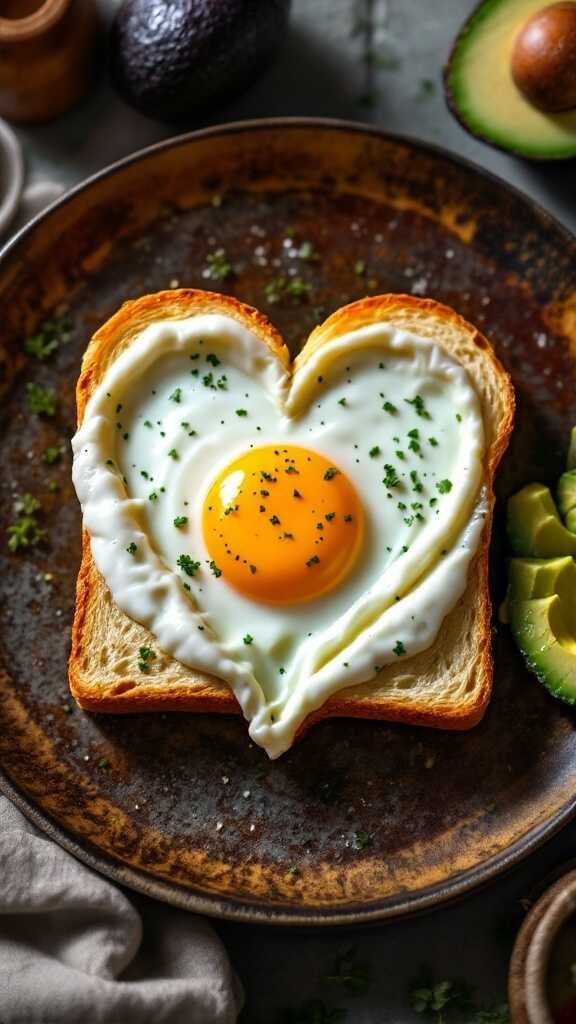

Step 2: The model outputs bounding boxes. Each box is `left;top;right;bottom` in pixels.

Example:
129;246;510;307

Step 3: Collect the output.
202;445;364;605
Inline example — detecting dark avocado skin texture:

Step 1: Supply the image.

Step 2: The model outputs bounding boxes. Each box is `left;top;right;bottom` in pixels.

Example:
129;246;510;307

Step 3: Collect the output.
110;0;291;121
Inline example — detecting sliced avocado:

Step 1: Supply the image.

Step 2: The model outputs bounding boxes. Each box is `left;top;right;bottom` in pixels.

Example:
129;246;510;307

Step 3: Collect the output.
508;554;576;608
557;469;576;532
445;0;576;159
509;594;576;705
507;483;576;556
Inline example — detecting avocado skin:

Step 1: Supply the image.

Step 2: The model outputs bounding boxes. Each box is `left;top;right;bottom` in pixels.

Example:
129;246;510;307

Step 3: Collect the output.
110;0;291;121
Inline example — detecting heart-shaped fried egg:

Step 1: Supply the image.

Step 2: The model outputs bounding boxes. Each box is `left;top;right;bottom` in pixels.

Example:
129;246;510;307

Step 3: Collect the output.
73;309;486;757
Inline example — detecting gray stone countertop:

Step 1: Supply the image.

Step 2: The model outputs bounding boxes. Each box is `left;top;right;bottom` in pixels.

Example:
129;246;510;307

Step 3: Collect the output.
11;1;576;1020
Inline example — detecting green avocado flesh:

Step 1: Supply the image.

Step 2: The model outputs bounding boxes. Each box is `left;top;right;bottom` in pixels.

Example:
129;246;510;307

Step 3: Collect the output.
446;0;576;158
558;470;576;532
509;595;576;704
507;483;576;556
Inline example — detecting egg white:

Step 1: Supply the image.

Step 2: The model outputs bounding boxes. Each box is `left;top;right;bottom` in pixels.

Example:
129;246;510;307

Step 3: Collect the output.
72;314;485;757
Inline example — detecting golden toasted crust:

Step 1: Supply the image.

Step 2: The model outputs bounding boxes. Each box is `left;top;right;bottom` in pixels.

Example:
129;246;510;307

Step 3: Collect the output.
70;290;515;735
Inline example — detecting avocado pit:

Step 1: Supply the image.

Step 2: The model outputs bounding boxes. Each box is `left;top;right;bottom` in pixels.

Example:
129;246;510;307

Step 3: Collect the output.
511;2;576;113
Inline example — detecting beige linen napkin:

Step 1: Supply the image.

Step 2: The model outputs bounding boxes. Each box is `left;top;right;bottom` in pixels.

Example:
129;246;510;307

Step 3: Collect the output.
0;796;242;1023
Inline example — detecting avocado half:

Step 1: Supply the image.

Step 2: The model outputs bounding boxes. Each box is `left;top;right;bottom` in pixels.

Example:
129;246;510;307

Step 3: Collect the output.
444;0;576;159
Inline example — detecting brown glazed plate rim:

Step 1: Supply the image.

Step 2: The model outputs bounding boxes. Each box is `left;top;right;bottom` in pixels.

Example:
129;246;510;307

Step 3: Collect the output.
2;117;576;927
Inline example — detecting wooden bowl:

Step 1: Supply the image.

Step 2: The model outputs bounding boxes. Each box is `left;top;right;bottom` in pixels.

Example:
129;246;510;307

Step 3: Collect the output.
509;867;576;1023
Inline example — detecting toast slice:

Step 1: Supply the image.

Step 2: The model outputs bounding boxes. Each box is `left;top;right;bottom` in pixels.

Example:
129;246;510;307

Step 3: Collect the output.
70;291;514;735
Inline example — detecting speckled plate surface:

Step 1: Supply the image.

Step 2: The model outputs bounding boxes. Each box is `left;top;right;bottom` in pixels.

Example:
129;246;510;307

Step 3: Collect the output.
1;119;576;926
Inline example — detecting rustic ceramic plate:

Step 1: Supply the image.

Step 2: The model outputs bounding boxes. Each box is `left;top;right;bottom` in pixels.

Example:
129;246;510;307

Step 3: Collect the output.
1;119;576;926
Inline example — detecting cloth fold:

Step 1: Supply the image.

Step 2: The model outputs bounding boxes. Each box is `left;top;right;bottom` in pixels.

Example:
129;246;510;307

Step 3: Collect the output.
0;796;242;1024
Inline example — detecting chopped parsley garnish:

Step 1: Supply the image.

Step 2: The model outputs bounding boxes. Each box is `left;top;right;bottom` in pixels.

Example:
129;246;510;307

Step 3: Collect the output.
236;408;248;417
428;436;438;447
148;491;158;502
456;413;462;422
169;387;182;403
144;419;153;428
138;646;156;673
26;382;57;416
243;634;254;645
42;446;61;465
25;333;59;360
407;428;420;439
410;470;423;493
383;464;400;488
338;397;347;407
324;467;340;481
270;515;281;525
206;352;220;366
325;512;335;521
344;513;353;522
437;479;453;494
396;450;406;460
209;559;222;577
353;830;373;850
369;446;381;458
405;395;431;419
140;470;150;479
173;516;188;528
126;542;138;555
7;493;46;552
383;401;397;414
177;554;200;576
168;448;179;460
429;497;438;507
264;276;312;304
393;640;406;656
306;555;320;567
205;248;233;281
216;375;228;390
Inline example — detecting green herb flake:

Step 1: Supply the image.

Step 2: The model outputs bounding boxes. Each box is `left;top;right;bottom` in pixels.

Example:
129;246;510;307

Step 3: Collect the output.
325;512;336;521
383;464;400;488
410;470;423;493
383;401;397;414
353;830;373;851
168;448;179;460
236;409;248;417
26;383;57;416
169;387;182;404
393;640;406;656
177;554;200;577
369;446;381;458
173;516;188;528
24;333;59;360
338;397;347;407
428;437;438;447
148;491;158;502
306;555;320;567
138;646;156;673
126;542;138;555
205;248;233;281
206;353;220;367
405;395;431;419
144;420;153;428
324;467;340;481
243;634;254;645
437;479;453;494
7;493;46;552
209;559;222;577
42;446;61;465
